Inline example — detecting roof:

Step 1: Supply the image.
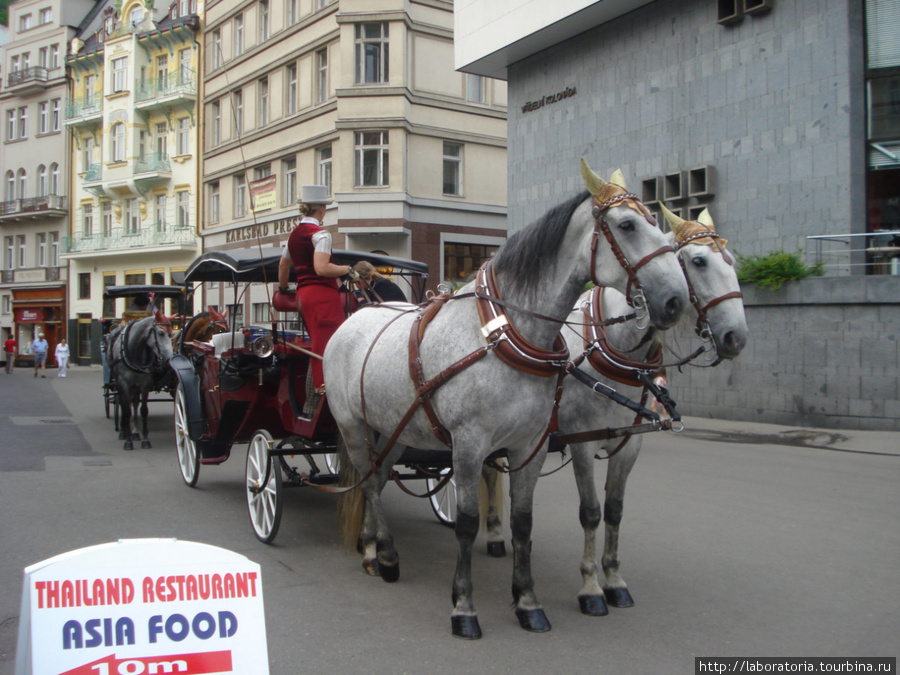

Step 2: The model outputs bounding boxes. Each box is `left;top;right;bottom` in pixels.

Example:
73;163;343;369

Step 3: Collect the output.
103;285;187;299
183;248;429;284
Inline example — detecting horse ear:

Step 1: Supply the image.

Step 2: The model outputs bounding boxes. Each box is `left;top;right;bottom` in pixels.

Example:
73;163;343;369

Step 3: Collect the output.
609;168;627;190
660;203;685;234
580;157;607;195
697;207;715;229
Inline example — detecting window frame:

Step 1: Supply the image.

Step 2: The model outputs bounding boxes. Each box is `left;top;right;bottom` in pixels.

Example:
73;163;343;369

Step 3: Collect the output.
354;131;389;187
442;142;463;197
355;23;389;85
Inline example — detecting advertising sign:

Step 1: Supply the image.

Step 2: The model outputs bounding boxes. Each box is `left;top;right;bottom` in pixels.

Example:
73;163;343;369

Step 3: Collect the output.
249;175;277;213
15;539;268;675
14;308;45;323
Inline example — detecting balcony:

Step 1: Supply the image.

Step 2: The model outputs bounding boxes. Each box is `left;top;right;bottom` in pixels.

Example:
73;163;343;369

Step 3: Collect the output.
134;152;172;177
65;96;103;125
1;267;63;284
6;67;57;94
62;224;197;256
135;71;197;107
0;195;68;222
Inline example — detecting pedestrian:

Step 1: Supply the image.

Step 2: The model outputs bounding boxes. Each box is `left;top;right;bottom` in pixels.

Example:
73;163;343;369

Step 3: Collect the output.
4;335;15;374
352;260;408;305
32;333;49;378
277;184;357;395
55;338;70;378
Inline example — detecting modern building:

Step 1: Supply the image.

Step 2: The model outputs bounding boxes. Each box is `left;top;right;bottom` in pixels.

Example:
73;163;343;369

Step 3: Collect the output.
200;0;508;319
63;0;203;364
1;0;92;366
456;0;900;430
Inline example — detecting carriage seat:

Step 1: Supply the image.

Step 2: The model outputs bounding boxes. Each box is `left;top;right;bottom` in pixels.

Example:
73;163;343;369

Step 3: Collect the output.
272;289;298;313
211;331;242;358
121;310;153;324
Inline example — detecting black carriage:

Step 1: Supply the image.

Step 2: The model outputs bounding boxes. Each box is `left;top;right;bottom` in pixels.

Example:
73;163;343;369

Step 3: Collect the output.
172;248;456;543
101;284;186;429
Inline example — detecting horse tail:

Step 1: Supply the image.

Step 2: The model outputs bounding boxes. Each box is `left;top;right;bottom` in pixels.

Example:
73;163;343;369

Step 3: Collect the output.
336;435;365;554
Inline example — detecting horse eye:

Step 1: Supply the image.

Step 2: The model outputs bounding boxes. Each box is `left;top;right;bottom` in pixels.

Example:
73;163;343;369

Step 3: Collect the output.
618;219;635;232
692;256;706;267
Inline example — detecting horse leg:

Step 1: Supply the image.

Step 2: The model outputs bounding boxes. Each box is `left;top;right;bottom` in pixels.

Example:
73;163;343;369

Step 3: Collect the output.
450;451;484;639
140;389;151;448
480;465;506;557
507;447;551;633
601;437;641;608
571;442;608;616
120;392;134;451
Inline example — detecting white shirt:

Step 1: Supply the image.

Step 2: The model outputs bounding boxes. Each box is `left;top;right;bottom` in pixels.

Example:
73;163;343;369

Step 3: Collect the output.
55;343;70;358
281;217;332;260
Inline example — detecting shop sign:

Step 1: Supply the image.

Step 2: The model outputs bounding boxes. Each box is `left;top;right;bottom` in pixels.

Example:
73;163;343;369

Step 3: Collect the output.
15;269;46;283
224;216;300;244
15;539;269;675
14;308;45;323
250;175;277;213
521;85;578;114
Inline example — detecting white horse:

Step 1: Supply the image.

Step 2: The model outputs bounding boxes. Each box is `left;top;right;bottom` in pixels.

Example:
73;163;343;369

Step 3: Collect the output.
324;160;689;639
480;203;749;617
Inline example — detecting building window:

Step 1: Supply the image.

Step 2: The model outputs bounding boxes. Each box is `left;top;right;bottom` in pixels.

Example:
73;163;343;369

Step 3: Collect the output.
234;174;247;217
39;102;49;134
50;44;60;69
17;236;26;268
39;47;49;69
38;166;48;196
179;48;191;84
258;77;269;127
50;164;59;194
112;57;128;93
209;182;220;224
316;48;328;103
155;194;167;230
466;74;485;104
355;132;388;187
19;13;32;31
253;302;270;323
233;90;243;136
177;117;190;156
103;273;117;317
51;99;60;131
234;14;244;57
18;107;27;139
444;242;499;282
49;232;58;266
286;64;298;115
37;233;47;267
283;158;297;206
318;145;332;194
130;5;145;27
82;137;94;172
156;54;168;87
40;8;52;24
287;0;298;25
79;272;91;300
101;202;112;236
111;123;126;162
211;29;222;69
355;23;389;84
5;237;14;269
82;204;94;238
259;0;269;42
443;142;462;196
211;100;221;145
85;74;96;104
6;110;15;141
16;169;27;199
155;122;167;157
226;304;244;331
125;199;140;235
4;172;13;200
177;191;190;228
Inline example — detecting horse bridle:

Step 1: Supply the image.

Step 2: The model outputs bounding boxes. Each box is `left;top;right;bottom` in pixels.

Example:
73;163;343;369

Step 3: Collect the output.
590;187;674;312
118;319;167;375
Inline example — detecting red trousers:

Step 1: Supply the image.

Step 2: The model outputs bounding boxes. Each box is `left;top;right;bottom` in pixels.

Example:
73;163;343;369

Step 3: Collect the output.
298;283;345;388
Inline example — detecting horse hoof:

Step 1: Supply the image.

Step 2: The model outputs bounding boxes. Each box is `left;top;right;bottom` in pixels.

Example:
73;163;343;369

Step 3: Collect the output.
604;586;635;608
487;541;507;558
515;608;551;632
451;615;482;640
380;563;400;583
141;441;152;449
123;442;134;451
361;559;380;577
578;594;610;616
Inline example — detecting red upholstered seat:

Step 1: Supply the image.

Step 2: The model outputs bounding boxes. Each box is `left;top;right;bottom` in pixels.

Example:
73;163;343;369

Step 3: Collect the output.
272;290;298;313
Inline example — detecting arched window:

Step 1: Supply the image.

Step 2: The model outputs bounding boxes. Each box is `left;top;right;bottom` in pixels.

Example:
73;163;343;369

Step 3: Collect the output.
5;171;14;200
16;169;27;199
111;123;125;162
38;165;48;196
130;5;144;26
50;163;59;195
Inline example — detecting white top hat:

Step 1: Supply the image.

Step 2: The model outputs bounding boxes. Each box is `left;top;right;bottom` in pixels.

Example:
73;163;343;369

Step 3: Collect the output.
298;185;333;206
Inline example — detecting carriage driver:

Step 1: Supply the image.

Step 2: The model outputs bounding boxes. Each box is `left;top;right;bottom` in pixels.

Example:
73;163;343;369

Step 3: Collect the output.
278;185;358;394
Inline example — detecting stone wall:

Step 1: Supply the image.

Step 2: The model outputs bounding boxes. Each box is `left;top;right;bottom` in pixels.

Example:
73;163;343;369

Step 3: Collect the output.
667;276;900;431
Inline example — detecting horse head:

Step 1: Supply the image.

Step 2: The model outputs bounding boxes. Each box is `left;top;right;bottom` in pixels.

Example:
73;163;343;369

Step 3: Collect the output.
661;204;749;359
580;159;689;329
207;306;229;334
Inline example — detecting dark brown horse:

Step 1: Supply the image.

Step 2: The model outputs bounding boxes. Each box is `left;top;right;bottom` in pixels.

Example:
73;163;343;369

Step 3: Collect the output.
173;306;229;354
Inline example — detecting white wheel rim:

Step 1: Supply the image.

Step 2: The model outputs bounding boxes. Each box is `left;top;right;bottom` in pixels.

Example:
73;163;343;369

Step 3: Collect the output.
247;434;277;538
428;468;457;524
174;388;197;483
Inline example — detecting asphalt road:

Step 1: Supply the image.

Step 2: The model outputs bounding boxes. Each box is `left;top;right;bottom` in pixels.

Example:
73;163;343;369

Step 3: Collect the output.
1;364;898;674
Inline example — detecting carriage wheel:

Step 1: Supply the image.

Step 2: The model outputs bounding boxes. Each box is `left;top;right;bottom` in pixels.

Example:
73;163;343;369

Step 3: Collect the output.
174;384;200;487
324;452;340;475
426;468;457;527
246;430;283;544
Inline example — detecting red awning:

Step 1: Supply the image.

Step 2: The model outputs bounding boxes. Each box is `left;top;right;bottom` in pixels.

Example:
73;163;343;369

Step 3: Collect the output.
14;308;47;323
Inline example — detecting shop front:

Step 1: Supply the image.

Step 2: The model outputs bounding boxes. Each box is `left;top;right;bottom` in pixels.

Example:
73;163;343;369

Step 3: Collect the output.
10;287;66;368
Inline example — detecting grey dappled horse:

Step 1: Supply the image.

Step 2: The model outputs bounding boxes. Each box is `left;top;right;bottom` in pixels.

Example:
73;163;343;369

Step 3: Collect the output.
324;161;690;639
481;204;749;617
106;316;174;450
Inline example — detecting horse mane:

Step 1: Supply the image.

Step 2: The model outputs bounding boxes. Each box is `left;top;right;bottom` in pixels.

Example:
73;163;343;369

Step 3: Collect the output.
493;190;589;294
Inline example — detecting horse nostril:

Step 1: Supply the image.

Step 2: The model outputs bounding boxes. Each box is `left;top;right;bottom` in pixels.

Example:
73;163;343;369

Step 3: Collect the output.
665;295;683;320
722;330;747;356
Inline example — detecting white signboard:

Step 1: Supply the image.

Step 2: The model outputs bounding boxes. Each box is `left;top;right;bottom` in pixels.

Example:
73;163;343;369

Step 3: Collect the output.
15;539;268;675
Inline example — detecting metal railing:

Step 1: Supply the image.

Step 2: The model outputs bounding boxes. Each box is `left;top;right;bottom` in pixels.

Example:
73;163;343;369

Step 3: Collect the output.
135;70;197;103
62;225;197;254
0;195;67;216
83;164;102;182
7;66;52;88
806;231;900;276
66;96;102;120
134;153;172;175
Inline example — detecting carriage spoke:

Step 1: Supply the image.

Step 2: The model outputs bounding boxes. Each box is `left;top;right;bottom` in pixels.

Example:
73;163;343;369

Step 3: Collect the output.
246;430;283;544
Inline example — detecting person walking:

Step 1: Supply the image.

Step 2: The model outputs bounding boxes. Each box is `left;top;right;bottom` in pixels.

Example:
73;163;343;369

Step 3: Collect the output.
4;335;15;374
55;338;70;377
32;333;49;378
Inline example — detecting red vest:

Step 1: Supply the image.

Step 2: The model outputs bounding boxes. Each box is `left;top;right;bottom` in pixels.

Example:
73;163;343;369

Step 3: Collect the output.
287;220;338;289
